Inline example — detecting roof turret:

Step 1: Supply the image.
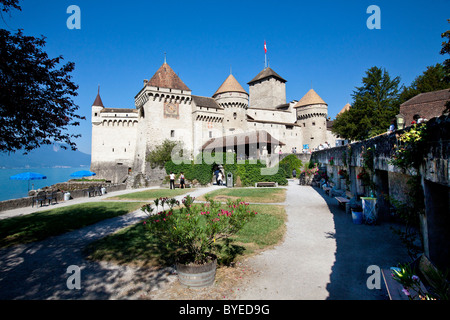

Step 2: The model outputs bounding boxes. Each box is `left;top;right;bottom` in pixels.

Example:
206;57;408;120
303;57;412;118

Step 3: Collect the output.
294;89;327;108
213;74;247;97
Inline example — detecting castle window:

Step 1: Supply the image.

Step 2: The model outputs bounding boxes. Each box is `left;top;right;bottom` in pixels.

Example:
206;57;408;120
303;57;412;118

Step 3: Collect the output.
209;131;212;138
124;148;127;152
303;123;305;127
233;112;237;119
170;130;175;138
112;148;115;152
312;122;316;126
94;113;98;117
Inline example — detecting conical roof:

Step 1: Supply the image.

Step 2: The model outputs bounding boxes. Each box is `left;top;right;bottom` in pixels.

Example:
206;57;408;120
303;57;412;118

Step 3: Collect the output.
294;89;327;108
337;103;351;115
248;67;287;85
92;92;104;107
147;62;190;91
213;74;247;97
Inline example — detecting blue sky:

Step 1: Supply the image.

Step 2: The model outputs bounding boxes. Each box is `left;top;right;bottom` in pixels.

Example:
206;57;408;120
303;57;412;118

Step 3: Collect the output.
1;0;449;155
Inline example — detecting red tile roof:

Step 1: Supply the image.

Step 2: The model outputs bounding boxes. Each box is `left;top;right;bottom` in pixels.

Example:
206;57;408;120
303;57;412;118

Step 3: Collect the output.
147;62;190;91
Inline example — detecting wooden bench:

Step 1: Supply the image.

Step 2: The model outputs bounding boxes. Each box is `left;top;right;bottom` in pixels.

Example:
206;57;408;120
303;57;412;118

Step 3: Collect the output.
174;183;192;189
335;196;350;209
255;182;277;187
322;186;331;195
381;254;448;300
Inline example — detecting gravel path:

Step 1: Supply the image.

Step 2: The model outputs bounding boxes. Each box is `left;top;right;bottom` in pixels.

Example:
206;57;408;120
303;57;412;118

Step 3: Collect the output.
0;182;409;299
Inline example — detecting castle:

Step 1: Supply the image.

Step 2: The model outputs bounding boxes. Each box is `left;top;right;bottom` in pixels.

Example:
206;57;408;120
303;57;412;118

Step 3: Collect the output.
90;61;339;183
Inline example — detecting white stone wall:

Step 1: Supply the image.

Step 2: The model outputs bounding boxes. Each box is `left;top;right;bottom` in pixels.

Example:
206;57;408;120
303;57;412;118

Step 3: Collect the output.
249;78;286;109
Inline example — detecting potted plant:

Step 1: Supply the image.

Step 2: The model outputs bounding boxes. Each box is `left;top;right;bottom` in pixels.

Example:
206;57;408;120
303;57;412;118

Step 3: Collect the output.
141;195;257;288
350;203;364;224
338;169;348;179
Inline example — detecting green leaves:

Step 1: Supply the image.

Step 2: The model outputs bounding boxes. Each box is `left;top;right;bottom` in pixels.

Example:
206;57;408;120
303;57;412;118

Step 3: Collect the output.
0;28;84;154
144;196;257;264
332;66;401;141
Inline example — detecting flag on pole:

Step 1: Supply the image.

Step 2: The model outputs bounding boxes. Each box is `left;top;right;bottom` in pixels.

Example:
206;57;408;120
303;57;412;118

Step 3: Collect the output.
264;40;267;54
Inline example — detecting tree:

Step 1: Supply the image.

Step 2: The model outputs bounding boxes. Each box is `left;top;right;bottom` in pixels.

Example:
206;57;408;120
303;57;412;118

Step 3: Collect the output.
399;63;450;104
332;66;401;141
0;0;84;154
440;19;450;114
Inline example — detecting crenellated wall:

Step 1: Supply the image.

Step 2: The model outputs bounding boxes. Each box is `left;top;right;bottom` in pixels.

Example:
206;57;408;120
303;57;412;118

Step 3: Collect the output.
309;115;450;271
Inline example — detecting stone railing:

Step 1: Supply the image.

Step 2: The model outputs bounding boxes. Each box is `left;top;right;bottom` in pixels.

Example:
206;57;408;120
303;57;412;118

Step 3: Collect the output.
0;183;127;212
309;114;449;271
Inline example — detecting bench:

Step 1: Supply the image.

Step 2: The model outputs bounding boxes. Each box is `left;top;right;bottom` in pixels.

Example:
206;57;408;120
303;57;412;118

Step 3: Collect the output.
255;182;277;187
381;254;448;300
322;186;331;195
335;196;350;209
174;183;192;189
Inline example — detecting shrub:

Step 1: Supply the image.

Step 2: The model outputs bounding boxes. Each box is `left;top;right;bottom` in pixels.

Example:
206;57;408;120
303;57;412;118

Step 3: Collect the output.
279;154;302;177
142;195;258;264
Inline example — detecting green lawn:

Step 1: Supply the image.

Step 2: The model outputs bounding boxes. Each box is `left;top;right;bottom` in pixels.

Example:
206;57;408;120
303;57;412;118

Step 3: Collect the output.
105;188;194;201
197;187;286;203
84;204;286;267
0;202;145;248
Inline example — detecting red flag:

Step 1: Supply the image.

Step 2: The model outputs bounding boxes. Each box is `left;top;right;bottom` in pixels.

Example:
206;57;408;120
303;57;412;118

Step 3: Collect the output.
264;40;267;54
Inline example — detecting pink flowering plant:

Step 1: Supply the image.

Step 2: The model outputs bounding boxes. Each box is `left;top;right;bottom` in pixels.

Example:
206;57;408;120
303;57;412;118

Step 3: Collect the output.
141;194;257;265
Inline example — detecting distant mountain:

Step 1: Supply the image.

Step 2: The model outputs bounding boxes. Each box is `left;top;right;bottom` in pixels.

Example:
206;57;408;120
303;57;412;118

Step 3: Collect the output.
0;144;91;169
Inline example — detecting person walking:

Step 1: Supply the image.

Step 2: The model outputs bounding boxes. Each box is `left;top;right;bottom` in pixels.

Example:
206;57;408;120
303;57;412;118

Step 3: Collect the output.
217;171;223;186
180;172;185;189
292;169;297;179
169;172;175;190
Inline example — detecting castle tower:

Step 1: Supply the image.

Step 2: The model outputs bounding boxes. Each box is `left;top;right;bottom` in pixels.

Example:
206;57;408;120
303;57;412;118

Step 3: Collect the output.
91;87;104;125
91;88;104;160
213;73;249;135
134;62;193;172
247;67;287;109
294;89;328;150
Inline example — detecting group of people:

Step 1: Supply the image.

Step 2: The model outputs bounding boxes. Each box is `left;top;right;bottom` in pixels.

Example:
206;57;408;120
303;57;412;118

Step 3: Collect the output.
388;114;427;134
169;169;225;189
169;171;186;189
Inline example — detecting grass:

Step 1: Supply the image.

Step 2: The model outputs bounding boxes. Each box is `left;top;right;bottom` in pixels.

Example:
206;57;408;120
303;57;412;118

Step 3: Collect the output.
105;188;194;201
84;204;287;267
197;187;286;203
0;202;145;248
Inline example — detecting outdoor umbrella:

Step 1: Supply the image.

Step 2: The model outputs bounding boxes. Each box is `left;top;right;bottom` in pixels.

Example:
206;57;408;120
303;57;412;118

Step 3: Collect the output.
70;170;96;178
9;172;47;191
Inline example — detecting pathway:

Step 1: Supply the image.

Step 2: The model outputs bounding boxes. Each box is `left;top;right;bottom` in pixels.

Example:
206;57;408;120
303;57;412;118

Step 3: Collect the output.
0;186;217;299
0;181;409;299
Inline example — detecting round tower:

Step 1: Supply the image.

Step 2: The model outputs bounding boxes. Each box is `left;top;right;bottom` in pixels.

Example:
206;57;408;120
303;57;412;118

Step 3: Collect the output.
294;89;328;150
213;74;249;135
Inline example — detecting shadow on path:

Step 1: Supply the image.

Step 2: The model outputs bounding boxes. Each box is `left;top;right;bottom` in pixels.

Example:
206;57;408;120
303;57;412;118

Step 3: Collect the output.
310;186;409;299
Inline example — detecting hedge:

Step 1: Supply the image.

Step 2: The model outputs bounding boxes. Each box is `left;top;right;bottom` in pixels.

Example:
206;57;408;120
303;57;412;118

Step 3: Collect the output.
164;152;288;186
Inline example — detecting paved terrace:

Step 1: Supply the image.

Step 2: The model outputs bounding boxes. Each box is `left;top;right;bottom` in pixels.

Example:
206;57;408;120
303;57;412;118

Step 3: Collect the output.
0;181;408;299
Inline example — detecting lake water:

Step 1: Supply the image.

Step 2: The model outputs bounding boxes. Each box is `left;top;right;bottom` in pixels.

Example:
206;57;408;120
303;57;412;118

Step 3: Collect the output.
0;167;86;202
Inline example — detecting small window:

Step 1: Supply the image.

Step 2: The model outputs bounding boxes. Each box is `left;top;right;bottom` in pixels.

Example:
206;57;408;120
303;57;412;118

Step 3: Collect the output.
209;131;212;138
94;113;98;117
170;130;175;137
312;122;316;126
112;148;115;152
233;112;237;119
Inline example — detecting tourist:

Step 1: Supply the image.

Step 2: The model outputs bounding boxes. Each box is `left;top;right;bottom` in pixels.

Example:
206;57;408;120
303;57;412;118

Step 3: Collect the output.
389;120;396;133
180;172;185;189
292;169;297;179
169;172;175;189
217;171;223;186
214;169;219;185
